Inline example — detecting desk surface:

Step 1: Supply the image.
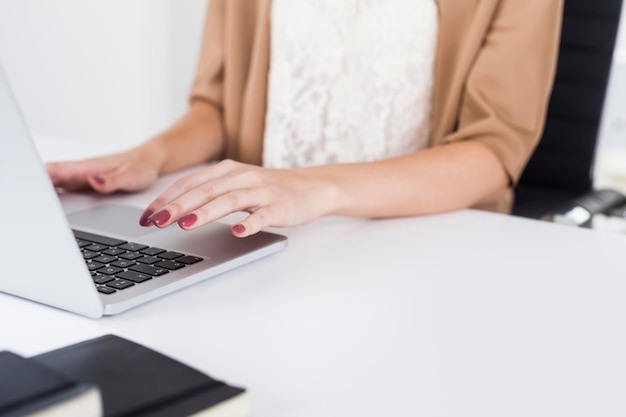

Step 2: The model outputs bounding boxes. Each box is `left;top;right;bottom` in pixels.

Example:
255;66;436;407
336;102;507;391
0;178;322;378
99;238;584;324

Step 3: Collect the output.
2;136;626;416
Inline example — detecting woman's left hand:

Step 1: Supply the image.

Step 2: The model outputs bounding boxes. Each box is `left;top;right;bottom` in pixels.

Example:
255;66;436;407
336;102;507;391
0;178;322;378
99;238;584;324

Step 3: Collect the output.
140;159;340;237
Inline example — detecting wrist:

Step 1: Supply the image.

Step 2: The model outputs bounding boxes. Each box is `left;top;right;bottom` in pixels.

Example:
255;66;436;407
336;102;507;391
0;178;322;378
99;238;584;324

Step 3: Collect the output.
298;165;350;217
140;102;224;175
135;137;169;175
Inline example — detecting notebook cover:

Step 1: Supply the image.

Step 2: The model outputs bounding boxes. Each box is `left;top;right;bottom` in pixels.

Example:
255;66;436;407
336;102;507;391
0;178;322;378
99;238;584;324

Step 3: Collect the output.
31;335;245;417
0;351;97;417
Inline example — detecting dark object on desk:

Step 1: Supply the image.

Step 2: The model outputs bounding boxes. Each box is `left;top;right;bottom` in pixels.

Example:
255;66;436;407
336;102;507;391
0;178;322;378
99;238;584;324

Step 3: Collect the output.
31;335;249;417
0;351;102;417
542;188;626;227
513;0;624;220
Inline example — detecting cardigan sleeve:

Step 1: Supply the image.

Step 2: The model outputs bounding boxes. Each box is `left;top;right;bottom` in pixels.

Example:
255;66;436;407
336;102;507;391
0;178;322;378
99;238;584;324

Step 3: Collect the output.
442;0;563;185
189;0;226;108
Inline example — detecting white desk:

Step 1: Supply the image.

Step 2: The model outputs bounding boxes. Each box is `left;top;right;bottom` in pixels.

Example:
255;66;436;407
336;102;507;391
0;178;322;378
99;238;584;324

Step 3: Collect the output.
2;136;626;416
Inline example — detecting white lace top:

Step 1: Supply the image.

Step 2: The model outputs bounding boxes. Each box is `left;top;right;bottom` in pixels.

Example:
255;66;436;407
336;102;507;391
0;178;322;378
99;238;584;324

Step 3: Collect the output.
263;0;439;168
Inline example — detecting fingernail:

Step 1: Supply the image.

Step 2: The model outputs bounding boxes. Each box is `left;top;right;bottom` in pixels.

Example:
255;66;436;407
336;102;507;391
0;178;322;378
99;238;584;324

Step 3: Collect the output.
139;209;154;227
232;224;246;235
93;176;105;185
152;210;171;227
178;214;198;229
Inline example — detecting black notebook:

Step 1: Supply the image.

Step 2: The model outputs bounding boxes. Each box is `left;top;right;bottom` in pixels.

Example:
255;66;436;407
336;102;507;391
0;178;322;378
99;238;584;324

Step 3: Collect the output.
30;335;249;417
0;351;101;417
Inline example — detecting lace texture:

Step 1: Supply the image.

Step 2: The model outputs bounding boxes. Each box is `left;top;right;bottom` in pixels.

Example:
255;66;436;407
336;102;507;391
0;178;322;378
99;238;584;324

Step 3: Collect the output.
263;0;439;168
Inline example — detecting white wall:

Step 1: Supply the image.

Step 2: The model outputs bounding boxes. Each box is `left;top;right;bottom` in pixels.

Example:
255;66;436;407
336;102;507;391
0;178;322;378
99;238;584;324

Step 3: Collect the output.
0;0;208;150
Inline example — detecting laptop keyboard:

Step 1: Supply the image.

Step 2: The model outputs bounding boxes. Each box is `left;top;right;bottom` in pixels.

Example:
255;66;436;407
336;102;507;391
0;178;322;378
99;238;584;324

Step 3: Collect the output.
73;230;203;295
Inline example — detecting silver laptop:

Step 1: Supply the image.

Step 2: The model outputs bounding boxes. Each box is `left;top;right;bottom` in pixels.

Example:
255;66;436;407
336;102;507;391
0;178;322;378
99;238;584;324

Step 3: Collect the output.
0;64;287;318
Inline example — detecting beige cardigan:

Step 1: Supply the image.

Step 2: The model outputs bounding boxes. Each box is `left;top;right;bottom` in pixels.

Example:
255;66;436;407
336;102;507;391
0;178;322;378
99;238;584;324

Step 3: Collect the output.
189;0;563;212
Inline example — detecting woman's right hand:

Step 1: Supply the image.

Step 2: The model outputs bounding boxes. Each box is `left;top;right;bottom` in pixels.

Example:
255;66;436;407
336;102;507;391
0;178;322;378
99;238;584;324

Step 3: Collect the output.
46;144;166;194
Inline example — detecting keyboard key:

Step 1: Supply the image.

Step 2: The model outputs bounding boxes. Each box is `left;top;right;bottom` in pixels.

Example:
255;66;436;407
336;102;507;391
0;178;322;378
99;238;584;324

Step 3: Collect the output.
73;230;126;247
140;247;166;256
154;260;185;271
110;259;136;268
136;256;160;265
82;251;100;260
86;261;105;271
93;255;118;264
85;244;109;252
129;264;169;276
119;242;148;251
102;248;127;256
93;275;115;285
97;286;117;294
116;271;153;283
106;279;135;290
177;256;203;265
119;252;144;261
97;266;124;276
76;239;92;248
158;251;184;260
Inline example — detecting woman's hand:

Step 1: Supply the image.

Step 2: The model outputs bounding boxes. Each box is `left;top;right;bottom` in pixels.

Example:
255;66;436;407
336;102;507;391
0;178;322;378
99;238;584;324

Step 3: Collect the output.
140;159;341;237
46;144;166;194
139;141;509;238
46;101;226;195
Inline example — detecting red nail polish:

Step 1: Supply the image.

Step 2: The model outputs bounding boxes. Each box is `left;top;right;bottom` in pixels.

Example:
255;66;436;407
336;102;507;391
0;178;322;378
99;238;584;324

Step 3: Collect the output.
178;214;198;229
232;224;246;235
93;176;105;185
139;210;154;227
152;210;171;227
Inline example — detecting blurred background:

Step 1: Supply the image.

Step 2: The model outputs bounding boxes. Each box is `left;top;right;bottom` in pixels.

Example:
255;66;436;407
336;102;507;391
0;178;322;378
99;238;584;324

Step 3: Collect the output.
0;0;625;193
0;0;208;151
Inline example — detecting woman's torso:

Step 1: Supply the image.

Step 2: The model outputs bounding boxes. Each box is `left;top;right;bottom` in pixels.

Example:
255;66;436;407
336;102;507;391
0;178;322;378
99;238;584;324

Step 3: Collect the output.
263;0;439;168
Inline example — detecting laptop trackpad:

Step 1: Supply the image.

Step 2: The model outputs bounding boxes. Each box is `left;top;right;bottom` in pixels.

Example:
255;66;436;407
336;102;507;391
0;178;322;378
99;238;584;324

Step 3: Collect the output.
67;204;157;238
67;204;285;260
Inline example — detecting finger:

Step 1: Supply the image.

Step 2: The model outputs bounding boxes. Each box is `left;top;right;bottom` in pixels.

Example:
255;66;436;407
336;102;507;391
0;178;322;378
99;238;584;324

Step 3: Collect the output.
46;158;117;191
47;158;113;181
86;174;126;195
87;164;156;195
149;174;259;228
147;169;259;228
47;174;90;192
231;206;277;238
176;189;268;230
146;160;244;213
47;162;91;190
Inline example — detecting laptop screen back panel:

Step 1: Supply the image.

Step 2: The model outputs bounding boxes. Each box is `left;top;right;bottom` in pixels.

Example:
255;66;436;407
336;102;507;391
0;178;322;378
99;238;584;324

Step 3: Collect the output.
0;65;104;318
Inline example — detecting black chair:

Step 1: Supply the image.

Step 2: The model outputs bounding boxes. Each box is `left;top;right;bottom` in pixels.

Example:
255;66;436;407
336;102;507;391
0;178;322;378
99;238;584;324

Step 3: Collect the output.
513;0;624;219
